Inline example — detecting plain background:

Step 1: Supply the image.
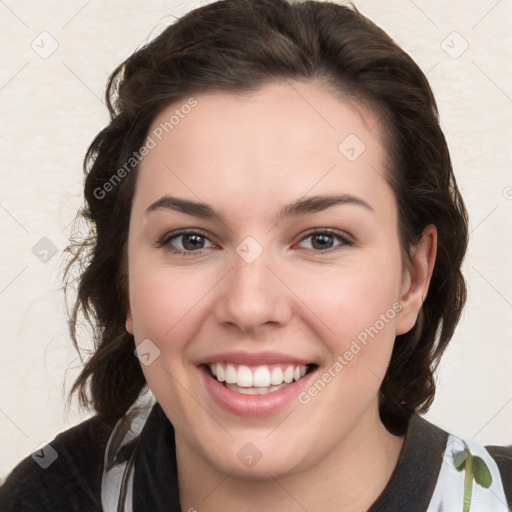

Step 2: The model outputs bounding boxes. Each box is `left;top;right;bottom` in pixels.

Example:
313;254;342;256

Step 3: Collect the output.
0;0;511;479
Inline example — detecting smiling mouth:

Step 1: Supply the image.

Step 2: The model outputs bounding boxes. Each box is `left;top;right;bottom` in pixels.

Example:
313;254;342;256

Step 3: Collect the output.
204;362;318;395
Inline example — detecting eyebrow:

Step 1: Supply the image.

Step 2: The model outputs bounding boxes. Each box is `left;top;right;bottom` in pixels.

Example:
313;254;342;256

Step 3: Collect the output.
145;193;374;222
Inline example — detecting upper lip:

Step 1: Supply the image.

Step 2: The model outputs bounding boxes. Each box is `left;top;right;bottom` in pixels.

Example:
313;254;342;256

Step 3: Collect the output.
197;351;315;367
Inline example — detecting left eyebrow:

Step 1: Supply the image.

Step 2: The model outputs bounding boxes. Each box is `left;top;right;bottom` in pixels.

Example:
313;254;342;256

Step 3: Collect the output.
275;193;374;223
144;193;374;222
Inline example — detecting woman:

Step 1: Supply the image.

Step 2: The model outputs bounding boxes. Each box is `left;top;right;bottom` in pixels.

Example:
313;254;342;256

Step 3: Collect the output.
1;0;510;510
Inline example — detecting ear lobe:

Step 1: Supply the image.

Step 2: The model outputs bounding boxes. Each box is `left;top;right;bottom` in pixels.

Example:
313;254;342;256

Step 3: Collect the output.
125;292;134;334
124;272;134;334
126;312;134;334
395;224;437;336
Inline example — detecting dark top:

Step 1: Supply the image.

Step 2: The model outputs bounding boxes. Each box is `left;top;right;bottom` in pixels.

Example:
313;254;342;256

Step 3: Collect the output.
1;403;511;511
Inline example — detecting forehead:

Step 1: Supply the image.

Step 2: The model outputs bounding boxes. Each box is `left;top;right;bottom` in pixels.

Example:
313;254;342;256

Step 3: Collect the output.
133;80;391;220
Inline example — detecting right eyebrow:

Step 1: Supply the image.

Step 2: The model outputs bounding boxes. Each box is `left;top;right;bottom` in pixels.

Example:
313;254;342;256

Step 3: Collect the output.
145;196;223;220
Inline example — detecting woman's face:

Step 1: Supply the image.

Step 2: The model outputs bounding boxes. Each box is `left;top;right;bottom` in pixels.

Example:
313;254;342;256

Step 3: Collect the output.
125;81;427;478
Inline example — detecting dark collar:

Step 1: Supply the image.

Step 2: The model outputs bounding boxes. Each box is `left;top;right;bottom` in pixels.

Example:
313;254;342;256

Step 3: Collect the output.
132;403;180;512
368;413;448;511
132;403;448;511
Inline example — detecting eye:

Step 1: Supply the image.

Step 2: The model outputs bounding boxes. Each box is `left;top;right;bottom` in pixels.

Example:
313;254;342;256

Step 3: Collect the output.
157;229;216;255
296;229;353;252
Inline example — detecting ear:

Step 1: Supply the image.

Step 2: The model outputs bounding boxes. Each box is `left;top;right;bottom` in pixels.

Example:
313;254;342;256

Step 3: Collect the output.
125;293;134;335
123;266;134;334
126;307;134;335
395;224;437;335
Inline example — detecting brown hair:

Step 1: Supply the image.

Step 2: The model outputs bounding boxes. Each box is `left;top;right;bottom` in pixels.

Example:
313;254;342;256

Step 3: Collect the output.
64;0;468;434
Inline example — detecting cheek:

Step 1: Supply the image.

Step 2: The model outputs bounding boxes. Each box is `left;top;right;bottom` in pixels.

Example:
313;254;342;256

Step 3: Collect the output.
298;269;402;414
127;267;208;413
128;264;215;348
129;275;170;338
299;261;402;341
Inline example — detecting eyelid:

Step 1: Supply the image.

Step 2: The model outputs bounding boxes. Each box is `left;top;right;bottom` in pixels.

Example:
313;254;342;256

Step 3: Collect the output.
298;227;353;240
157;227;353;255
157;228;217;251
295;228;354;251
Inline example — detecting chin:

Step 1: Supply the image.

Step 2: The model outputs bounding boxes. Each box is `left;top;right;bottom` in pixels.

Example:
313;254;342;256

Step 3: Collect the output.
202;433;312;481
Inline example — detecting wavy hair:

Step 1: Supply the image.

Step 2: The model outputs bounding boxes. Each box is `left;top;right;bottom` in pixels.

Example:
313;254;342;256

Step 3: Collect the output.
64;0;468;434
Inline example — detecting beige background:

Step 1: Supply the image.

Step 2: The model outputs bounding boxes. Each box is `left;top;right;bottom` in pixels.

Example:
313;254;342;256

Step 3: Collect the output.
0;0;511;478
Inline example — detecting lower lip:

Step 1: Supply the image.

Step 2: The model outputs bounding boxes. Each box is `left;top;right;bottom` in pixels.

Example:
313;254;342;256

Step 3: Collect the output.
199;365;316;417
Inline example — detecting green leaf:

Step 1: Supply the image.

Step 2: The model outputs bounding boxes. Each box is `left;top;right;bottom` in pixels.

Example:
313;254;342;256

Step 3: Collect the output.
453;450;469;471
472;456;493;488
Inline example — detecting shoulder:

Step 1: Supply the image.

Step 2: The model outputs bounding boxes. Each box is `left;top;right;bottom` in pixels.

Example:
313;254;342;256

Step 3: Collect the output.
486;443;512;507
391;414;512;511
418;414;512;512
0;414;116;512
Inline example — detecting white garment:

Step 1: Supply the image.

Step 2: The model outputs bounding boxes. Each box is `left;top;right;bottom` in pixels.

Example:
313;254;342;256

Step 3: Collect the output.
427;434;509;511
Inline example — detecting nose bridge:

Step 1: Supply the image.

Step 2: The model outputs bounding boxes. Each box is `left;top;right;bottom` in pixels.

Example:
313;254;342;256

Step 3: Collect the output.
214;236;291;331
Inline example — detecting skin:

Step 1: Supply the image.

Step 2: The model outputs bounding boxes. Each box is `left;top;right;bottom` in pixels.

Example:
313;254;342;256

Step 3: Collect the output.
125;80;437;511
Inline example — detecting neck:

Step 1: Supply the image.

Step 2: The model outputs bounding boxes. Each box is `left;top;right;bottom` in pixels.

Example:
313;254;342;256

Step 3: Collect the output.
176;405;405;512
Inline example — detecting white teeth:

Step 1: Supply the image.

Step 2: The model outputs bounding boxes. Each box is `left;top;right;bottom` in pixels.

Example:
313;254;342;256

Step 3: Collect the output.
225;364;237;384
253;366;271;387
226;382;289;394
236;386;260;395
208;362;310;390
270;367;283;385
215;363;225;382
237;366;253;387
283;366;294;383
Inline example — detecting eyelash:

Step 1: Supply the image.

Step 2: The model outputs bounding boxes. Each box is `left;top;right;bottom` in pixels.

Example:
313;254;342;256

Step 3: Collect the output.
156;228;354;256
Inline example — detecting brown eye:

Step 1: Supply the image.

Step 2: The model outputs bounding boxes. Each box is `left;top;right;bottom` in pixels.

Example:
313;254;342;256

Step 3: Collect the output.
310;233;335;250
297;230;352;252
159;230;216;255
179;234;207;250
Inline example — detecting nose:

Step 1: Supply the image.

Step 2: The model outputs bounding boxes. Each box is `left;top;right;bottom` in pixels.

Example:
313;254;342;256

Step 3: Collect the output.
213;244;293;333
